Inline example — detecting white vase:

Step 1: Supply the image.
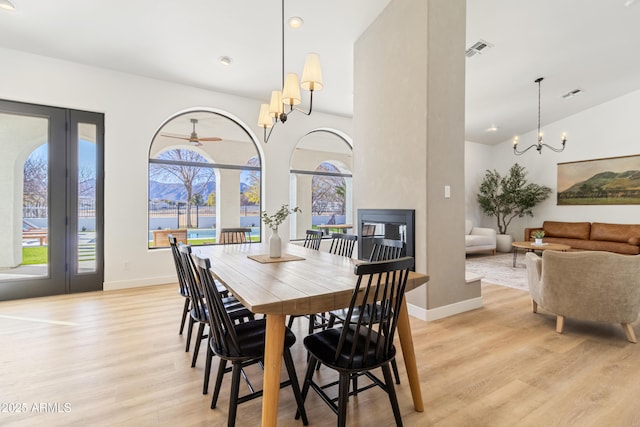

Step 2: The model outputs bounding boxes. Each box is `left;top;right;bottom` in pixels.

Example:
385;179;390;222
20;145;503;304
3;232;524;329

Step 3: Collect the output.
496;234;513;253
534;238;543;245
269;228;282;258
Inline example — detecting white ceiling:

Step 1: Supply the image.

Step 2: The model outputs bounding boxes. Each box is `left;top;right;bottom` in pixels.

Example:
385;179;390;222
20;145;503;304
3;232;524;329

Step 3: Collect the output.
1;0;639;145
466;0;640;144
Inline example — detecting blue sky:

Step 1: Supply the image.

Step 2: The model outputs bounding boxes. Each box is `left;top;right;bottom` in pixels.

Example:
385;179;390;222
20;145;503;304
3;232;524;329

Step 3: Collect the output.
32;139;96;174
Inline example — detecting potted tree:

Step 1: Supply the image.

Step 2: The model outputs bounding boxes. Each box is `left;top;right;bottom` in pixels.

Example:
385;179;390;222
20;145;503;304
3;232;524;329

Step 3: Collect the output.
477;163;551;252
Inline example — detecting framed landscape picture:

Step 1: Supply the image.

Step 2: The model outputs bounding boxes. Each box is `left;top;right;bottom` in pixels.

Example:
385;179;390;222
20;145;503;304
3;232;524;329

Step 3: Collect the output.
557;154;640;205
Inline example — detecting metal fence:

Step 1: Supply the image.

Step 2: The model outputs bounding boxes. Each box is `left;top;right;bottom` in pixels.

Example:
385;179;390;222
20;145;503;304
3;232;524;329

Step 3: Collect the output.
23;205;48;218
24;200;97;218
148;201;260;228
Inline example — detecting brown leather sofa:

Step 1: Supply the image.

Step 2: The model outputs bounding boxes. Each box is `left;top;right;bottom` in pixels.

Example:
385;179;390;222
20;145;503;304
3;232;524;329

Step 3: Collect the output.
524;221;640;255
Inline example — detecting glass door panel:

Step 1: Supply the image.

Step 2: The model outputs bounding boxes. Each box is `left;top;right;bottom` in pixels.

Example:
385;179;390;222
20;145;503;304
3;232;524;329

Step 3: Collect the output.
0;101;67;299
76;123;97;274
0;113;50;282
0;113;49;282
68;110;103;294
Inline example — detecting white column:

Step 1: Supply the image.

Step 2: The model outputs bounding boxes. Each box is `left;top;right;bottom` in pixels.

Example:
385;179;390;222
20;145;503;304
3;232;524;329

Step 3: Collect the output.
215;169;242;231
344;176;353;227
294;174;313;240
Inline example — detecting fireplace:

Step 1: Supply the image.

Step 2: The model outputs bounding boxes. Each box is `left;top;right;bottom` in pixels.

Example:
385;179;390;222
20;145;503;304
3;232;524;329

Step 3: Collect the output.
357;209;415;265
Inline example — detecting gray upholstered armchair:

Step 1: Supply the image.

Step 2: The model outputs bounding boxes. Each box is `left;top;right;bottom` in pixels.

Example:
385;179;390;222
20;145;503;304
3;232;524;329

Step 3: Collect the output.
525;251;640;343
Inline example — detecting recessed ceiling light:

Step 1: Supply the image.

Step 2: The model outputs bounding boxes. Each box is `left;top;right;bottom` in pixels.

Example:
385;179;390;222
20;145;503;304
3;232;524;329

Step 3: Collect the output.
288;16;304;29
0;0;15;11
485;125;498;132
219;56;232;66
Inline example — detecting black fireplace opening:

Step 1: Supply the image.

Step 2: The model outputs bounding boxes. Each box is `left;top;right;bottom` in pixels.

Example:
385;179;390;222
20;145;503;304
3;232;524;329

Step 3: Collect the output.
357;209;415;267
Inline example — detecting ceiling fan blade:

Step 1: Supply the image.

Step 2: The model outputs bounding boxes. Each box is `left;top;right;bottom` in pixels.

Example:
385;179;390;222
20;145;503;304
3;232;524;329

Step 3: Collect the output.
161;119;221;144
161;134;191;141
197;137;223;142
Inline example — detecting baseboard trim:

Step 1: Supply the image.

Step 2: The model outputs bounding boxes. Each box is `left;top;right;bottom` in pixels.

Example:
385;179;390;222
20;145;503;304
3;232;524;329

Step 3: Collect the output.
104;276;175;291
407;296;484;321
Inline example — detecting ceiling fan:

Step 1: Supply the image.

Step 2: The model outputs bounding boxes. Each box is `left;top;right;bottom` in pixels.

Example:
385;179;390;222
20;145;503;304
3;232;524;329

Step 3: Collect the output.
161;118;222;146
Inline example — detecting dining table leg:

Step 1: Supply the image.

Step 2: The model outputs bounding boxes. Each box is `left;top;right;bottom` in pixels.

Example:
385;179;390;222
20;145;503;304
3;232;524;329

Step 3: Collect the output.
397;299;424;412
261;313;286;427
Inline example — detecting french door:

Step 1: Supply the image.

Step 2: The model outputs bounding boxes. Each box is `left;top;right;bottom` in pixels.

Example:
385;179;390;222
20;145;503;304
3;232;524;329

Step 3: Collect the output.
0;100;104;300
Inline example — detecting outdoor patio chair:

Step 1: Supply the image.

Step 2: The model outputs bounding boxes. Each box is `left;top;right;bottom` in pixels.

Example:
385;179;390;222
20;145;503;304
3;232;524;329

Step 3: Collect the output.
218;227;252;244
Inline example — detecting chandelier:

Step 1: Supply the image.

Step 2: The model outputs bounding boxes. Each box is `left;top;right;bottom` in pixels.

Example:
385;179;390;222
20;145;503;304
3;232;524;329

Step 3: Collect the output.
513;77;567;155
257;0;323;143
0;0;15;10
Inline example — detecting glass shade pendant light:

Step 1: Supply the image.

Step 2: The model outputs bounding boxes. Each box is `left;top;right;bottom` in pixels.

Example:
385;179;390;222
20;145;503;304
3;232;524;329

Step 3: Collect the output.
258;0;323;143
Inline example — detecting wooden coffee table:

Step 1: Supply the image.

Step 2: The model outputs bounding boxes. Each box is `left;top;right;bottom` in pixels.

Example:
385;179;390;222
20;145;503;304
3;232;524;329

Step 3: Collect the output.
511;241;571;267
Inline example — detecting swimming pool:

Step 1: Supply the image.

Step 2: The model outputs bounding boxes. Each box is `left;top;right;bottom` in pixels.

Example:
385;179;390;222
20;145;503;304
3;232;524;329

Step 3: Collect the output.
148;227;261;242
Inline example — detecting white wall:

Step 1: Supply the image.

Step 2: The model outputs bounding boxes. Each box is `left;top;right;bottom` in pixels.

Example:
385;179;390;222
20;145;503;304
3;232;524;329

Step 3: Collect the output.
466;89;640;241
464;140;493;226
0;47;352;290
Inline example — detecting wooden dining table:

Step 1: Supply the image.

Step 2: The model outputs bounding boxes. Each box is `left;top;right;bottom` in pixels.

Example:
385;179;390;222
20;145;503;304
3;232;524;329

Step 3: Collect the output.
196;242;429;427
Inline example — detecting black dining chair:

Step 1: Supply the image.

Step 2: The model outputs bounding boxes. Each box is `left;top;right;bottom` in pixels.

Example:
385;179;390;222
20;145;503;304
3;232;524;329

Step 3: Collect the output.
305;233;357;332
287;229;327;333
172;232;244;302
326;238;405;385
328;233;357;258
303;229;323;250
298;257;414;427
368;238;404;261
178;243;254;368
327;238;404;331
169;234;234;338
168;234;191;336
218;227;252;244
195;255;309;427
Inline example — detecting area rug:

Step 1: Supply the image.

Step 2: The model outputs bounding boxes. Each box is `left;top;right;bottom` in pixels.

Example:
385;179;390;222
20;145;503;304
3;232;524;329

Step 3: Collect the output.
465;252;528;291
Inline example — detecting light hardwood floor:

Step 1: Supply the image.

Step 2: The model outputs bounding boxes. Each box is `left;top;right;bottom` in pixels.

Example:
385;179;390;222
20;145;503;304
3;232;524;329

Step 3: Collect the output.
1;282;639;426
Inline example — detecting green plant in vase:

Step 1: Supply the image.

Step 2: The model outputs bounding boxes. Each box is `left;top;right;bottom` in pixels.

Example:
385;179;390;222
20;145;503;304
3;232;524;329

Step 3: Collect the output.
532;230;545;245
261;204;301;258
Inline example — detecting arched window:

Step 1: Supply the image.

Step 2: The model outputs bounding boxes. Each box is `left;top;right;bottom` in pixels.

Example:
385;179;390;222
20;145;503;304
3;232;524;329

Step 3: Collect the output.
311;162;346;221
290;129;353;239
148;110;261;248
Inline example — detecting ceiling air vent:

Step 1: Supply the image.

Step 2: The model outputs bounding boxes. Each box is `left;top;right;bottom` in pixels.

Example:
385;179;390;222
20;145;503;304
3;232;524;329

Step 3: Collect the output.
465;39;493;58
